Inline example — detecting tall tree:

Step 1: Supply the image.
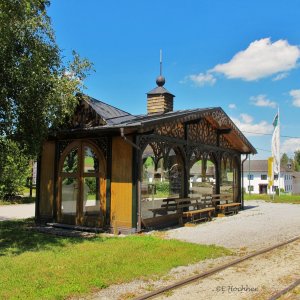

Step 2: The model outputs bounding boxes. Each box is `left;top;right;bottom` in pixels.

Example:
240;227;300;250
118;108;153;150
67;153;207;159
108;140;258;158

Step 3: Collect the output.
0;138;30;198
0;0;92;156
294;150;300;172
280;153;289;167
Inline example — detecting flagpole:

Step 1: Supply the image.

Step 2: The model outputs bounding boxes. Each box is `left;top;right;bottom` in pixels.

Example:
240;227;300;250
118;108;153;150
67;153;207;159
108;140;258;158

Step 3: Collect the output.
278;106;280;197
271;108;280;199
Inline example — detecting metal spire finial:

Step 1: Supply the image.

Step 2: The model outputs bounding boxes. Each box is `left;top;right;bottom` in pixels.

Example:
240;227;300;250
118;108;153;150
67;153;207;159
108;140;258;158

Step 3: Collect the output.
156;49;165;87
160;49;162;76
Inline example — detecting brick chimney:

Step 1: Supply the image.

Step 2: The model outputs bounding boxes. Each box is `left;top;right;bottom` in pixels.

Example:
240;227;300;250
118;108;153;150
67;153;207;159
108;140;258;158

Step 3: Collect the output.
147;75;175;114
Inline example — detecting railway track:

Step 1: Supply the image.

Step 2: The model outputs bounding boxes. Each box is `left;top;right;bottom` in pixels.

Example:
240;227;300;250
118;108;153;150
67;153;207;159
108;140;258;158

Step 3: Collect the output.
134;236;300;300
267;278;300;300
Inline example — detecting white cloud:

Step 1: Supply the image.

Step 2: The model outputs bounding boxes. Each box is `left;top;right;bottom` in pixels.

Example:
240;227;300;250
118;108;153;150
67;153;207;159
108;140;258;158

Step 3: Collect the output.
289;89;300;107
228;103;236;109
282;138;300;155
212;38;300;81
231;114;273;136
240;113;253;123
272;72;288;81
187;72;216;86
250;94;277;108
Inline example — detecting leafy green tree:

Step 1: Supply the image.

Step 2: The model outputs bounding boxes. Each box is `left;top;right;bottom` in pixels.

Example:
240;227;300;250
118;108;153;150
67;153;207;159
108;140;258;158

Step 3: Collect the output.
144;157;154;169
294;150;300;171
0;0;93;156
0;138;30;198
0;0;93;197
280;153;289;167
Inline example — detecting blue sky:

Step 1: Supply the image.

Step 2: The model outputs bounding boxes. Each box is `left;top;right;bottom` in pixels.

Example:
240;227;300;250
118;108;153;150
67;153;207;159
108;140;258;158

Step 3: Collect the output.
48;0;300;159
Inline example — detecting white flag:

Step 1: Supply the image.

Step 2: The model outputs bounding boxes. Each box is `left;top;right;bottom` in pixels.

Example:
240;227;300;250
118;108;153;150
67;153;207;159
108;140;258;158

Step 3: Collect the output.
272;112;280;174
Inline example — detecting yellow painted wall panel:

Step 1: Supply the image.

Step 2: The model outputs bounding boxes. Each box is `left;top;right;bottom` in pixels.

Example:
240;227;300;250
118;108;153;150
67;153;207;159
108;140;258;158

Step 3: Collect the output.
39;141;55;218
111;137;133;229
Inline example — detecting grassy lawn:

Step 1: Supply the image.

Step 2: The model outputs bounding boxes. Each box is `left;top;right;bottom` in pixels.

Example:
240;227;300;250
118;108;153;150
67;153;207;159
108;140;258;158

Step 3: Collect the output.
0;220;231;299
0;196;35;206
0;187;36;205
244;193;300;204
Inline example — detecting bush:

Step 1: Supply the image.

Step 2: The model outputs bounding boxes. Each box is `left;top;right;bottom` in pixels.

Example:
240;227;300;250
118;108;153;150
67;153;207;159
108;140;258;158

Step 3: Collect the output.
155;182;169;195
0;139;30;199
85;177;96;195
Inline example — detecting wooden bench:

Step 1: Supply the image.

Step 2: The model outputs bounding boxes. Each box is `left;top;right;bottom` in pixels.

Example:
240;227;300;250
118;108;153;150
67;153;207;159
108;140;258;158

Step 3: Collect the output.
211;194;241;216
177;196;215;225
148;197;177;217
161;198;177;209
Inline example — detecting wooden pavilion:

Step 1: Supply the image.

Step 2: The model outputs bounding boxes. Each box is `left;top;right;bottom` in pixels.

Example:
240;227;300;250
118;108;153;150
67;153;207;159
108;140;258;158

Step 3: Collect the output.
36;75;256;233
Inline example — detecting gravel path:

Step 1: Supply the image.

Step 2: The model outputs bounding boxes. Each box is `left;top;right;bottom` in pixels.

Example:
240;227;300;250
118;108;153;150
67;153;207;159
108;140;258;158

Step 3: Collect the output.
0;203;35;221
167;200;300;251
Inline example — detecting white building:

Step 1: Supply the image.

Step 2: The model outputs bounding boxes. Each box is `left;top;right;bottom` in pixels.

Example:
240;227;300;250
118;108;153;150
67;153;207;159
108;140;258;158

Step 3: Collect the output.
242;160;297;194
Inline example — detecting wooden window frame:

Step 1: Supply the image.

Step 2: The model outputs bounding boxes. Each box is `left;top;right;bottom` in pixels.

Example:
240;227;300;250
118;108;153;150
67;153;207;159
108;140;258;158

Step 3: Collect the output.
57;140;106;226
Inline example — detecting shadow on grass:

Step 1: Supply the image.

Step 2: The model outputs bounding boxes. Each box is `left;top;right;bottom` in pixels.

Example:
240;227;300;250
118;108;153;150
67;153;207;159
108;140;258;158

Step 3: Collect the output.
0;219;91;257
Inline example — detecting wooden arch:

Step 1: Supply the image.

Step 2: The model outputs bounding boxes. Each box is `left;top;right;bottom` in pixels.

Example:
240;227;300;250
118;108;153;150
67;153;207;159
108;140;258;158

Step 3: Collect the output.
57;139;106;227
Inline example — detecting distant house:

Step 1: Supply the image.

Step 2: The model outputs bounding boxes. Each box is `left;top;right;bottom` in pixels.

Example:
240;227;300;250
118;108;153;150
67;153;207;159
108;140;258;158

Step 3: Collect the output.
242;159;299;194
293;172;300;194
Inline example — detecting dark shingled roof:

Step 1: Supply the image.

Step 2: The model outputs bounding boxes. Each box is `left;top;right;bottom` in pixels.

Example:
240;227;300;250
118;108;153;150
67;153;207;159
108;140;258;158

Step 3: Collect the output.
147;86;175;97
84;93;213;128
74;94;256;154
124;108;214;127
86;96;137;125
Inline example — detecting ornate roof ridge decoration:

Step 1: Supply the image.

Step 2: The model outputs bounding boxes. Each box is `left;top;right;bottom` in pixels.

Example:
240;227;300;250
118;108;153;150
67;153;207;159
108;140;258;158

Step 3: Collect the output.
140;107;256;154
70;96;107;129
59;93;256;154
205;108;256;154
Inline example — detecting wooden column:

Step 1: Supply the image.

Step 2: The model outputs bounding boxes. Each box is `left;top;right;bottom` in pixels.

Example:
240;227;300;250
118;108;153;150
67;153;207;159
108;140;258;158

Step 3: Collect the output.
39;141;56;222
35;155;41;223
52;140;59;221
131;135;139;230
215;131;221;195
111;137;133;232
183;123;189;198
105;137;112;227
215;153;221;195
237;155;242;203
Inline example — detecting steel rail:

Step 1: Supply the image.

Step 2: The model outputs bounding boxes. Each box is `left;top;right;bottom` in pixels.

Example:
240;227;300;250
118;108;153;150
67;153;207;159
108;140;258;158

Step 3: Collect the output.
267;278;300;300
134;236;300;300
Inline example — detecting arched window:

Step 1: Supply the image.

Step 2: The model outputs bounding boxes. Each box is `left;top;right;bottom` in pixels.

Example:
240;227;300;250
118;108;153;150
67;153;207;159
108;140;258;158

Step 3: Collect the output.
58;141;106;227
189;152;216;198
141;142;184;223
60;146;79;219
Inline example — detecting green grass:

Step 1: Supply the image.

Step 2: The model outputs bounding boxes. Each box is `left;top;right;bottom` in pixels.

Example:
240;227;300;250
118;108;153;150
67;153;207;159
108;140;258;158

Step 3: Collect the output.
244;193;300;204
0;196;35;205
0;220;231;300
153;191;174;198
0;186;36;205
22;187;36;198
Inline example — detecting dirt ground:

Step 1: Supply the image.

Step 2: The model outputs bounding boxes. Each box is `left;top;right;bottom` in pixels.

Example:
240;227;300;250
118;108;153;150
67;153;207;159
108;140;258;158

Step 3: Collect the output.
0;203;35;221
